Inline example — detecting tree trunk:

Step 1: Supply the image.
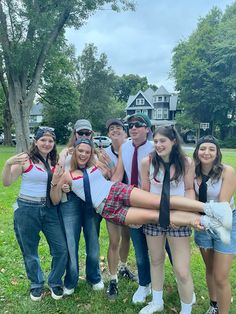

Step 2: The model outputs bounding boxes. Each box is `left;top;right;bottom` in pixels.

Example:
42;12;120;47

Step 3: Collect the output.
3;100;13;145
8;85;32;152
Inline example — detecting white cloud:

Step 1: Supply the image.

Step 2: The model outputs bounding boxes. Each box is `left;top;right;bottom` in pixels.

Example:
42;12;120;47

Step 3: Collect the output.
66;0;233;92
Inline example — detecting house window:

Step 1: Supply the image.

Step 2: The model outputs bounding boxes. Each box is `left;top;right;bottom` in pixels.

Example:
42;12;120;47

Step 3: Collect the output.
152;108;169;120
158;96;162;101
136;98;145;106
163;108;169;119
29;116;37;122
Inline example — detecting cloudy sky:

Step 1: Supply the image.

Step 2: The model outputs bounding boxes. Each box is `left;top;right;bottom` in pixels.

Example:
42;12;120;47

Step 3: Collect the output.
66;0;234;92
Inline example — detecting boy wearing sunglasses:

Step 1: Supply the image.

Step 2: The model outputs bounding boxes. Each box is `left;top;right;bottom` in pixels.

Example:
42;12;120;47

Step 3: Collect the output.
111;113;154;303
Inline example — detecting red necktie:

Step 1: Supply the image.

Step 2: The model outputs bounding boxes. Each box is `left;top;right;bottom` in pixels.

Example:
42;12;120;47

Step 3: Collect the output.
130;141;146;187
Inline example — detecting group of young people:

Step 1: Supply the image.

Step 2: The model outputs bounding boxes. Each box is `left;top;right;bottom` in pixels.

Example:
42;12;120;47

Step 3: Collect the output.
2;113;236;314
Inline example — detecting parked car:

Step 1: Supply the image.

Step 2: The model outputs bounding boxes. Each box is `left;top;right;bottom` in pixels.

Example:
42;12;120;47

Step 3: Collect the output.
93;136;111;148
0;134;4;144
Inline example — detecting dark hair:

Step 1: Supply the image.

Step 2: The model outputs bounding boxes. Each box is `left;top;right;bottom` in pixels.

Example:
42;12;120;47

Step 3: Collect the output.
193;136;223;181
151;126;186;181
28;140;58;166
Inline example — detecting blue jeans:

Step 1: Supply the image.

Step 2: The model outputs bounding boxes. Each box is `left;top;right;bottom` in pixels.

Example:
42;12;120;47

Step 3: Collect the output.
14;198;68;289
129;227;151;286
59;192;101;289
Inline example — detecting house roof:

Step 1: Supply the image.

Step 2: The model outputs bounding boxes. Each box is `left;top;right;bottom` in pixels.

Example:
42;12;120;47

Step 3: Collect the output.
126;86;178;111
30;102;43;115
154;85;170;96
126;90;154;109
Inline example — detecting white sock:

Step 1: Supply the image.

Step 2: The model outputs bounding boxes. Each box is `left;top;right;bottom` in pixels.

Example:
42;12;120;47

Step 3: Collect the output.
119;262;127;269
181;301;192;314
110;274;118;282
152;289;163;304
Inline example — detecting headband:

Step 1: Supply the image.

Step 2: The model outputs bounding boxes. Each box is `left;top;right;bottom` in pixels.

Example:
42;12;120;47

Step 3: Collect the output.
34;127;56;140
74;138;94;148
196;135;220;149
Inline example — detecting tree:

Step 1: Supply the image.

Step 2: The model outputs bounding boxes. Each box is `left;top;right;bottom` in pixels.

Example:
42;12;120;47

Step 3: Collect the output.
171;6;236;138
0;0;134;151
41;43;80;143
113;74;152;102
77;43;120;132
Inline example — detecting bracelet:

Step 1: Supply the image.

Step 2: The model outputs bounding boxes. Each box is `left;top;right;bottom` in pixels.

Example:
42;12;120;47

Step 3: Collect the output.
51;182;58;187
107;162;114;169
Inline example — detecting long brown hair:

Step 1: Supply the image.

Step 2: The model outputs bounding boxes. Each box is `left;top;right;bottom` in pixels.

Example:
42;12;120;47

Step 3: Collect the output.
151;126;186;181
193;136;223;181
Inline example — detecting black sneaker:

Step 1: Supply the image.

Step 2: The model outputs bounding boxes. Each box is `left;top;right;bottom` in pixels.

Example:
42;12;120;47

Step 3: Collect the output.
50;286;64;300
107;279;118;301
118;266;137;281
30;287;43;301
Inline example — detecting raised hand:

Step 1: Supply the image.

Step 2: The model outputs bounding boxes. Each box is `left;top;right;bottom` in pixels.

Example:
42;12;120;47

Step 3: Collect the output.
6;152;29;166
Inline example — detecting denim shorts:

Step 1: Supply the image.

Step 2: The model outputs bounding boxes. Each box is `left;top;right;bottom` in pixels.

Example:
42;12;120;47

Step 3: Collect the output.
194;210;236;254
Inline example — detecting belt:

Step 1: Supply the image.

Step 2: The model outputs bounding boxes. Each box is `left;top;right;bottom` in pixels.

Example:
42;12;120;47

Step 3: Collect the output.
18;194;47;203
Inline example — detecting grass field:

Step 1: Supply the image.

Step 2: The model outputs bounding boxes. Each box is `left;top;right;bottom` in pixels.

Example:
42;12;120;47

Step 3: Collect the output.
0;146;235;313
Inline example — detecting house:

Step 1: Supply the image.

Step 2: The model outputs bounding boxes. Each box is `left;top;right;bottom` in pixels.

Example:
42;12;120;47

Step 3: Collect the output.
125;86;179;128
29;102;43;129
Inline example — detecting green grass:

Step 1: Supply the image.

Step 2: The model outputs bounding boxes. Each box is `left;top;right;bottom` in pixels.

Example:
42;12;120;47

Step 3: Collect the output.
0;146;236;313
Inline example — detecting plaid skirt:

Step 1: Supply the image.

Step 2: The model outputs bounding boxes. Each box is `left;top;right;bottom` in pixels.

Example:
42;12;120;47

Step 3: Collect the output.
143;223;192;237
101;182;134;225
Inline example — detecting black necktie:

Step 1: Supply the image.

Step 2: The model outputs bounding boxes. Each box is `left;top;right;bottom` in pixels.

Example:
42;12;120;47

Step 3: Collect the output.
159;162;170;228
199;175;210;203
80;168;94;217
35;153;52;207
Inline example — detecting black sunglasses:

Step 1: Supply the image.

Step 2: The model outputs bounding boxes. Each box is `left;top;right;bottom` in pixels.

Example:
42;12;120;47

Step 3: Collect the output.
128;121;147;129
77;130;92;136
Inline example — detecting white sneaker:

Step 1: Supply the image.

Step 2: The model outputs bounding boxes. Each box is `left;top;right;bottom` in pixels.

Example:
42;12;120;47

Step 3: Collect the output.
204;201;232;230
132;284;151;304
92;280;104;291
201;215;231;245
63;287;74;296
139;301;164;313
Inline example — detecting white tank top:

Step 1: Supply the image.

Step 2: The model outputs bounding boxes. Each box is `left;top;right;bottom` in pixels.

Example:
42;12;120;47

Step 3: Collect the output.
71;166;115;208
105;145;118;166
121;140;153;187
19;160;49;197
194;177;234;209
149;163;185;196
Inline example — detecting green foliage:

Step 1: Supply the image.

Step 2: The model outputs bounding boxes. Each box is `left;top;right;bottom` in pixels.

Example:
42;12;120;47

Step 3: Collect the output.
219;136;236;148
77;43;125;132
172;4;236;138
41;43;80;143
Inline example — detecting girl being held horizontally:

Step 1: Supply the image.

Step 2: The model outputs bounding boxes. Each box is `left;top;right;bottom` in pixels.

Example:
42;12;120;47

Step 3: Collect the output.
193;136;236;314
50;138;232;246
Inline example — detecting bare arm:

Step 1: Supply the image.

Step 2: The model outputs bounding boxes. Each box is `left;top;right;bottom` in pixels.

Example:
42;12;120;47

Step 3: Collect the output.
50;164;71;205
111;146;125;182
219;165;236;203
184;157;195;199
141;156;150;191
2;153;29;186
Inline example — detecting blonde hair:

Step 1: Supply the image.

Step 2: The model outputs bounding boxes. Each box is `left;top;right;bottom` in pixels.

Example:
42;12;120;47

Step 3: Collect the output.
70;143;96;171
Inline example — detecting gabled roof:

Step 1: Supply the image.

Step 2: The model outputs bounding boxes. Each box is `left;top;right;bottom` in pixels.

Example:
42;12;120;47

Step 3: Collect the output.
30;102;43;115
154;85;170;96
126;90;154;109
